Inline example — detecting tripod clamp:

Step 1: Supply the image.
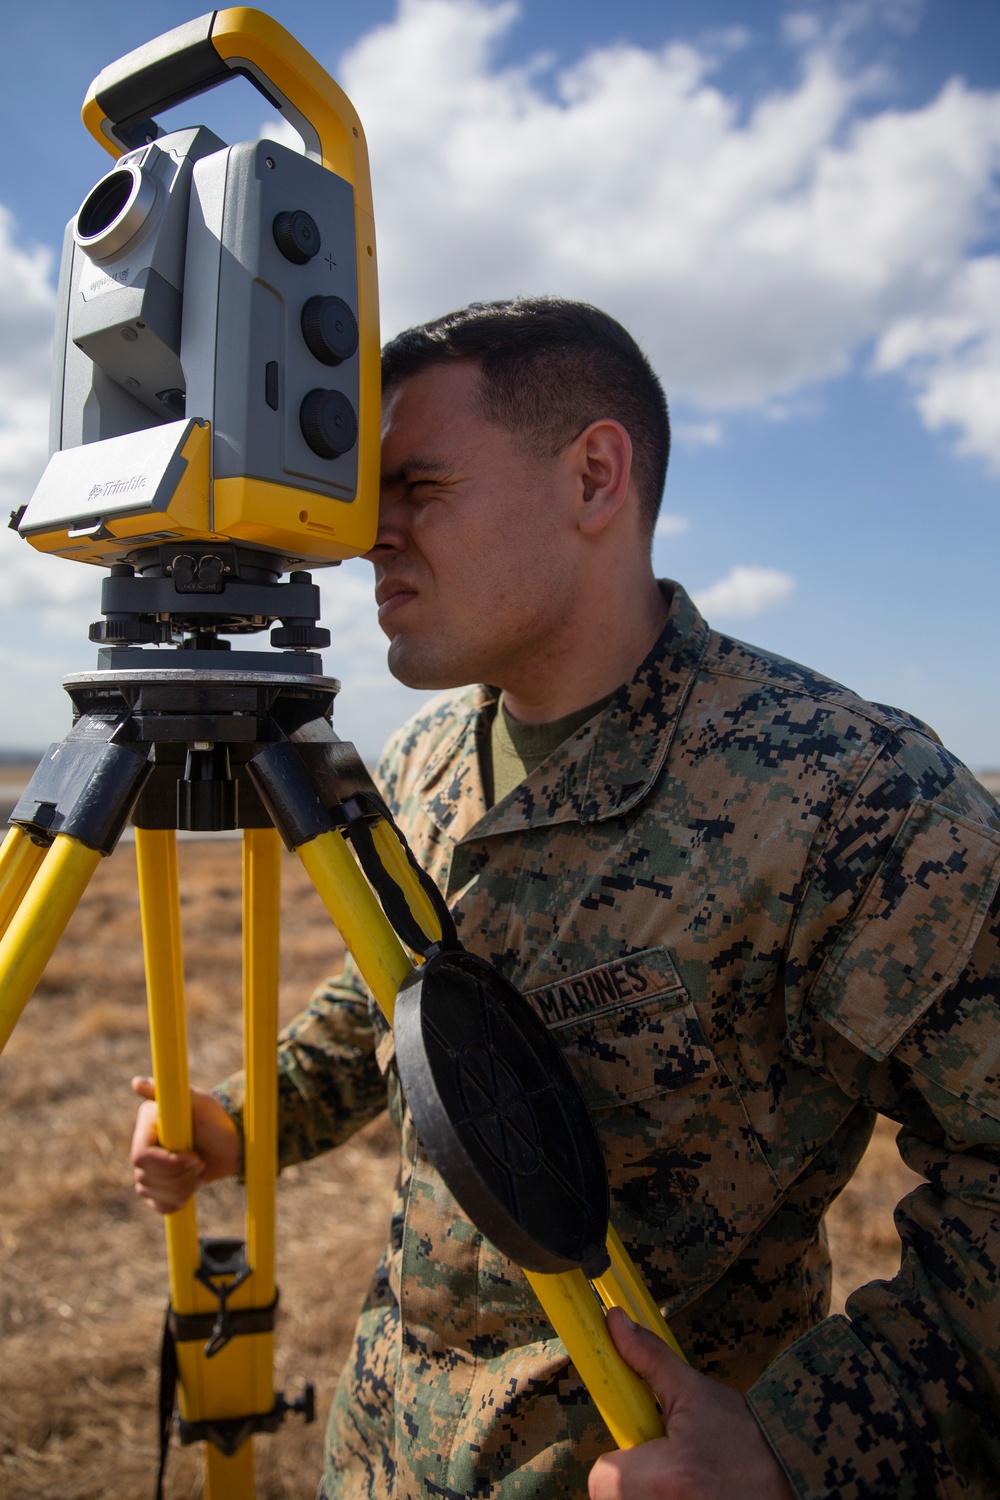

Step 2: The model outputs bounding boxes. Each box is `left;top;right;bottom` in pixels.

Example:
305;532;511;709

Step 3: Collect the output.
190;1237;256;1358
174;1386;316;1458
157;1237;311;1489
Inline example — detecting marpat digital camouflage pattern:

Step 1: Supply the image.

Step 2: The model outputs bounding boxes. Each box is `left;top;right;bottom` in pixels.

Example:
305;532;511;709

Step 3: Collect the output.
218;581;1000;1499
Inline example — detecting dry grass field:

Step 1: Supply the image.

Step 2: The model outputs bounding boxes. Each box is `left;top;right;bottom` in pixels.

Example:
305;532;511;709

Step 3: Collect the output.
0;834;924;1498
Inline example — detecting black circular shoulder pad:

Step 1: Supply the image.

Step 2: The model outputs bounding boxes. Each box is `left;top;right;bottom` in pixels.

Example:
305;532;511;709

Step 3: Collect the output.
394;949;610;1277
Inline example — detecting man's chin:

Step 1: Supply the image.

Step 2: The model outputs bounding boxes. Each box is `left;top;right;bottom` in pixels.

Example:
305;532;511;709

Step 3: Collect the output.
386;638;476;692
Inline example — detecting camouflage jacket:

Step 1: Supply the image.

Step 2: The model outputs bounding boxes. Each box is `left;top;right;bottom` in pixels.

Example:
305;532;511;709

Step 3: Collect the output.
219;581;1000;1499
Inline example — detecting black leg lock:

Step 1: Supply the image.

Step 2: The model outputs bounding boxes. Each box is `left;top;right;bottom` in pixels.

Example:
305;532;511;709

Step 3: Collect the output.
177;1385;316;1456
177;1236;259;1357
158;1237;314;1486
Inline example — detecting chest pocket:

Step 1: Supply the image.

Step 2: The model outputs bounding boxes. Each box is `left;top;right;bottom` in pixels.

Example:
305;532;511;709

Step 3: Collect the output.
526;946;781;1309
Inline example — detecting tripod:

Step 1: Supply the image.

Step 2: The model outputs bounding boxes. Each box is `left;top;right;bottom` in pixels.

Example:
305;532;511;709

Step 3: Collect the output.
0;556;681;1497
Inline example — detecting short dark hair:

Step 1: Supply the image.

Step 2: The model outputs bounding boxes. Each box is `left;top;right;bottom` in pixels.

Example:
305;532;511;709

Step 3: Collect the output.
381;298;670;535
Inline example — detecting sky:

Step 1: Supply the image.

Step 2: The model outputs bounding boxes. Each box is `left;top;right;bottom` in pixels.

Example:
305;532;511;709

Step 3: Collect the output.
0;0;997;768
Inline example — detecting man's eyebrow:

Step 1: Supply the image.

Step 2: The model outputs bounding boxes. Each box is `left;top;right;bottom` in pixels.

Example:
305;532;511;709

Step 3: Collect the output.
379;456;455;487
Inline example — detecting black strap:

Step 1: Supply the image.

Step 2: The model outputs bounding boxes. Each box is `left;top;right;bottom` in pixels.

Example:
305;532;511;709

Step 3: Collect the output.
385;808;461;952
168;1295;278;1344
349;814;460;956
157;1307;178;1500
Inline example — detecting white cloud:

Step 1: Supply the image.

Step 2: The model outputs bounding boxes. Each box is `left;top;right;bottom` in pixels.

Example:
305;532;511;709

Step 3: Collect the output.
337;0;1000;466
0;207;101;633
784;0;923;51
258;116;304;153
673;421;723;448
0;207;54;514
654;511;690;538
873;256;1000;470
692;565;796;618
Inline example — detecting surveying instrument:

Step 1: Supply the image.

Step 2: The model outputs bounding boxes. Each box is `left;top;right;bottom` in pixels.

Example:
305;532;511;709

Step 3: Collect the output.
0;11;682;1495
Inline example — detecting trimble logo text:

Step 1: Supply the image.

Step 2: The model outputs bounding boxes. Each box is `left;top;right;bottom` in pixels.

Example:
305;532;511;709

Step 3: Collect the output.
87;474;148;502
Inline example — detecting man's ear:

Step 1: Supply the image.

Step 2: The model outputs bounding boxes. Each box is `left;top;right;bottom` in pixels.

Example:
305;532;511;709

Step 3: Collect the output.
569;419;633;535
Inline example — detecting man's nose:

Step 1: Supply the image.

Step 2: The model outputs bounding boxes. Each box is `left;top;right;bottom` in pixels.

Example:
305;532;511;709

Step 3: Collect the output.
362;498;408;561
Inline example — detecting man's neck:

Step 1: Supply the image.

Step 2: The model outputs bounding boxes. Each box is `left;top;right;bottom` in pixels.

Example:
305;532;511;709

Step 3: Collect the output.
500;573;670;724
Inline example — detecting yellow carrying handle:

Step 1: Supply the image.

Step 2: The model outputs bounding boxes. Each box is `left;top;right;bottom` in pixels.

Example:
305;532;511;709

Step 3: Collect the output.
81;7;373;204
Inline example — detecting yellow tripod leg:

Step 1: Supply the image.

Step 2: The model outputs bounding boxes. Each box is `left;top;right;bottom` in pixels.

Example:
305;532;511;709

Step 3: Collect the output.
295;827;666;1448
203;1435;254;1498
593;1224;686;1360
0;833;102;1054
0;827;49;942
235;827;280;1413
135;829;256;1500
136;829;202;1297
296;828;412;1025
0;824;26;884
525;1266;664;1447
365;819;679;1421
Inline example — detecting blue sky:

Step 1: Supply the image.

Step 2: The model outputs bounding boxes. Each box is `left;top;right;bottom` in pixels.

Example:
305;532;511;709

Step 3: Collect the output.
0;0;997;767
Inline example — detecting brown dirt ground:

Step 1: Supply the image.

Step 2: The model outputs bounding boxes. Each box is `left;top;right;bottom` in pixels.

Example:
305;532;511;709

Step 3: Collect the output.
0;838;922;1499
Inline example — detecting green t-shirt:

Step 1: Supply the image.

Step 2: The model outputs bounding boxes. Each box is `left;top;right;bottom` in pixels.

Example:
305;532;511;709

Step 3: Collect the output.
483;691;614;809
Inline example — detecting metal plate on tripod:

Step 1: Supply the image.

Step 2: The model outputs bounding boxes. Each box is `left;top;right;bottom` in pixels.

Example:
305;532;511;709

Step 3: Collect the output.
394;950;610;1276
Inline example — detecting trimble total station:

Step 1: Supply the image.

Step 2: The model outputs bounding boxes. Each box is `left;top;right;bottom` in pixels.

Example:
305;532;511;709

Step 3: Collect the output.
0;12;677;1498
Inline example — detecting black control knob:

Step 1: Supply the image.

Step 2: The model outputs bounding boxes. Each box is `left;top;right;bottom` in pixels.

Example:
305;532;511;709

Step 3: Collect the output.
273;209;321;264
300;389;358;458
270;621;332;648
301;296;359;365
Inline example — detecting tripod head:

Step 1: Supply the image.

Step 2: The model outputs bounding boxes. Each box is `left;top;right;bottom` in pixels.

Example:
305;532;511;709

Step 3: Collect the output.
12;10;380;664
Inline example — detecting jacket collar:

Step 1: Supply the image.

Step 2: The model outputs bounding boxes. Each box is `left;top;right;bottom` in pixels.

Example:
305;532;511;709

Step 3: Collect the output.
415;581;710;843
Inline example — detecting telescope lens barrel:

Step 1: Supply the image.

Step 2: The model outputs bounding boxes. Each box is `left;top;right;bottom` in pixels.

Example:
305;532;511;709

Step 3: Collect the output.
74;164;156;263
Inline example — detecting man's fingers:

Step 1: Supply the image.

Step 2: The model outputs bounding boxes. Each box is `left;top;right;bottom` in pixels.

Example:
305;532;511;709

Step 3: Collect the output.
130;1098;160;1161
128;1078;239;1217
588;1442;679;1500
129;1080;206;1214
606;1306;686;1409
129;1080;201;1167
133;1140;205;1177
593;1307;797;1500
132;1142;205;1214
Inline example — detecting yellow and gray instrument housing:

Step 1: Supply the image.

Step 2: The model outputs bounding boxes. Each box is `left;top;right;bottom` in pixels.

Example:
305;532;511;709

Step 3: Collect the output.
19;8;379;570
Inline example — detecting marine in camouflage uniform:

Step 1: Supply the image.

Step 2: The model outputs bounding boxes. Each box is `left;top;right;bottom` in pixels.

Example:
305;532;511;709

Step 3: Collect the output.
218;578;1000;1500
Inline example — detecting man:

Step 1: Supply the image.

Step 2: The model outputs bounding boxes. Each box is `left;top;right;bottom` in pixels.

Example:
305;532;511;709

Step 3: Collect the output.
133;299;1000;1499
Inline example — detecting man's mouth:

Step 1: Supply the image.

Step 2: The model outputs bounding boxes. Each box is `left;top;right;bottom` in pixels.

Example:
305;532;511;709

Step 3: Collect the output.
375;579;418;624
